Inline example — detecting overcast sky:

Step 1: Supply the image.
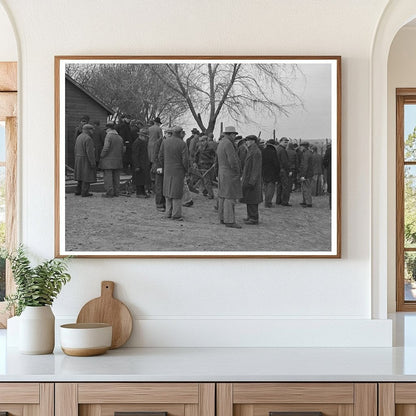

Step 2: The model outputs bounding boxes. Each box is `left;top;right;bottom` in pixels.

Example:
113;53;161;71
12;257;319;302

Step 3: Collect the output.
177;63;333;141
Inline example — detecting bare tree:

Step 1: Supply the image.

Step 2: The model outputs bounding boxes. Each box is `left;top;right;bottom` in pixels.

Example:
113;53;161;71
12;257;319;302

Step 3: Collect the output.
150;63;304;134
66;64;188;126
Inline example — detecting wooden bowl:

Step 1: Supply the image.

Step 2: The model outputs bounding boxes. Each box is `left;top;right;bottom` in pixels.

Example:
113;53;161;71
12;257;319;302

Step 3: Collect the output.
60;323;112;356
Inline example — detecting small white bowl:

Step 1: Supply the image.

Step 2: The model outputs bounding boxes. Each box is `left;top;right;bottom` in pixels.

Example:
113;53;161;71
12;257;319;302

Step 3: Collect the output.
60;323;112;356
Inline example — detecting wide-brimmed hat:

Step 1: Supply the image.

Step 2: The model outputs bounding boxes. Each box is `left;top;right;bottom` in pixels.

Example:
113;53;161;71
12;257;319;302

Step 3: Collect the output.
224;126;238;134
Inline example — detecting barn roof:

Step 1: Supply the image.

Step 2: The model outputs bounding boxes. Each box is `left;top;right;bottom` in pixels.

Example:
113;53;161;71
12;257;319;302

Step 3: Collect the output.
65;73;114;115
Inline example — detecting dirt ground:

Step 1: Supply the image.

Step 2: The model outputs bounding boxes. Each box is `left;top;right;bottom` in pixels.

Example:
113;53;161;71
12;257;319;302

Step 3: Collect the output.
65;187;332;253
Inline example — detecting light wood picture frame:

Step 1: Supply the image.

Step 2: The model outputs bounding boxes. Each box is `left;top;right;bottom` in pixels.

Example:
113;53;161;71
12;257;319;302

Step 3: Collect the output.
55;56;341;258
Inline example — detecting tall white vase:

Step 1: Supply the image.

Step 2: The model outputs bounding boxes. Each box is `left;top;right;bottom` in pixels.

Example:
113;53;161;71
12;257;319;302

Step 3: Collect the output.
19;306;55;354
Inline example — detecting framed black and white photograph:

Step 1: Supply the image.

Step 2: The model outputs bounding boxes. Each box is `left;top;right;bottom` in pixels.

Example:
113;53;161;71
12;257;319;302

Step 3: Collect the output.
55;56;341;258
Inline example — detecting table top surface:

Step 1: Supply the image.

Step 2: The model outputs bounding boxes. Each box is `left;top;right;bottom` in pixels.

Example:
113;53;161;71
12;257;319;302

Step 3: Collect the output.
2;342;416;382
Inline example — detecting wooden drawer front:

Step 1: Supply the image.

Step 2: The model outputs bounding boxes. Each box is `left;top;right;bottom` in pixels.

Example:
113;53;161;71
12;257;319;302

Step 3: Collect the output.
57;383;215;416
233;384;354;404
0;383;53;416
218;383;376;416
379;383;416;416
0;382;39;403
80;403;187;416
236;403;345;416
78;383;200;404
395;383;416;403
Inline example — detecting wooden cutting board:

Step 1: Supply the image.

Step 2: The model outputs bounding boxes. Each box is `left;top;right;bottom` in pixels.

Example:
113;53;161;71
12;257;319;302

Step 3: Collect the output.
76;281;133;349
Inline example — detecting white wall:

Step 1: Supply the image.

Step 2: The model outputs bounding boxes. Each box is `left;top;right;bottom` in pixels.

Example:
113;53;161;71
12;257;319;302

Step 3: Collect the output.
0;0;394;347
387;26;416;312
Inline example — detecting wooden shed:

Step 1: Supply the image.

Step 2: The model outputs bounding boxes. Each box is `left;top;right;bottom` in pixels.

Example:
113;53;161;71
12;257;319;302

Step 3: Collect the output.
65;74;113;168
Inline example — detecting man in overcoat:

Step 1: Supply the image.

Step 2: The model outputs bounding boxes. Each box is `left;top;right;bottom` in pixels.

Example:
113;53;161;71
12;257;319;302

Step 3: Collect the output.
148;117;164;191
132;128;150;198
311;144;324;196
99;122;124;198
152;128;168;212
275;137;292;206
91;120;106;166
323;143;332;209
194;135;216;199
299;141;314;208
117;115;133;173
216;126;242;228
74;124;96;197
241;135;263;225
261;139;280;208
158;126;189;221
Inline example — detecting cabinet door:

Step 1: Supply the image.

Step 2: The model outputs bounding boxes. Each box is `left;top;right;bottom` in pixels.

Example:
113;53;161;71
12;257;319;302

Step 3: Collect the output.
55;383;215;416
0;383;53;416
379;383;416;416
217;383;377;416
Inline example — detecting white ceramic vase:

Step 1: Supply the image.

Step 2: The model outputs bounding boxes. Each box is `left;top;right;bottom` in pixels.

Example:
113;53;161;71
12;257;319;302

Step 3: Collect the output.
19;305;55;354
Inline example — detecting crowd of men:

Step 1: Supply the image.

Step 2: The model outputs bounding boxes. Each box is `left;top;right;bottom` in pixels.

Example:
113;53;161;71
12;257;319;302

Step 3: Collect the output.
72;114;332;228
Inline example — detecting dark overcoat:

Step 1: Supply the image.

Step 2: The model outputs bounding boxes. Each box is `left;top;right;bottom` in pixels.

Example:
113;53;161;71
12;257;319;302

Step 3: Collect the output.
286;147;298;171
91;126;106;162
276;144;289;172
148;123;163;163
261;144;280;183
323;145;332;193
312;152;323;175
241;144;263;204
99;130;124;170
300;149;314;179
132;137;150;186
216;137;242;199
159;136;188;199
74;132;96;183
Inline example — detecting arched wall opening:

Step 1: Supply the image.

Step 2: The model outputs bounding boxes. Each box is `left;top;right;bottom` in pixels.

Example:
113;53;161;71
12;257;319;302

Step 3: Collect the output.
371;0;416;319
387;19;416;313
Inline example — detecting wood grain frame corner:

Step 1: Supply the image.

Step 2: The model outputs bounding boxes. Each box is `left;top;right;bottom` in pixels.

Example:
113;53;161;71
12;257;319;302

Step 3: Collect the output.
53;55;342;259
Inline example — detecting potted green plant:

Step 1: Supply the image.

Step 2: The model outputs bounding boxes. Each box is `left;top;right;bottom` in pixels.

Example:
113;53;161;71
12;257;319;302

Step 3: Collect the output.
4;245;71;354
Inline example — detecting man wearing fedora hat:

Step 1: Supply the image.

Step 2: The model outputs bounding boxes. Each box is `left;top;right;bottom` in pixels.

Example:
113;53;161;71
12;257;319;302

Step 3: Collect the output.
74;123;96;197
216;126;242;228
99;121;124;198
158;126;189;221
299;141;314;208
148;117;163;160
148;117;164;191
117;114;133;173
241;135;263;224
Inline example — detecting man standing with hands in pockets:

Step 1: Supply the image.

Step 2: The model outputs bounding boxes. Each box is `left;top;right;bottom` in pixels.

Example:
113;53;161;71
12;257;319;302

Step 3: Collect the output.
216;126;242;229
158;126;189;221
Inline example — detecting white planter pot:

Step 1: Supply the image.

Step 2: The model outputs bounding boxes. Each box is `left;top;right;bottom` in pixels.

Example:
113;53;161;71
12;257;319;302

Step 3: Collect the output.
19;306;55;354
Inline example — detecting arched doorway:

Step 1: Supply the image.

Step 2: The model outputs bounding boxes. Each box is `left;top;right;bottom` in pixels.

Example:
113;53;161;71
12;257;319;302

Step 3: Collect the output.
371;0;416;317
